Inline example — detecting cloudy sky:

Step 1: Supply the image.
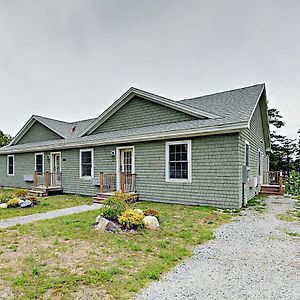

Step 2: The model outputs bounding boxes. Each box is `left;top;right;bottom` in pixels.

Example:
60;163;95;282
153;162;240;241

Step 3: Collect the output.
0;0;299;139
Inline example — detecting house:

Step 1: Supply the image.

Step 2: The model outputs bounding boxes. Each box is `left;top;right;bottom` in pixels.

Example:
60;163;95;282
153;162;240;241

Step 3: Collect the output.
0;84;271;208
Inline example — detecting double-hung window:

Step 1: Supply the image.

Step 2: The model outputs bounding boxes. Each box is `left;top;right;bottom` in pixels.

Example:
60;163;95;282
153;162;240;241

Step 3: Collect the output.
35;153;44;174
7;155;15;176
80;149;94;178
245;141;250;167
258;150;262;176
166;140;192;182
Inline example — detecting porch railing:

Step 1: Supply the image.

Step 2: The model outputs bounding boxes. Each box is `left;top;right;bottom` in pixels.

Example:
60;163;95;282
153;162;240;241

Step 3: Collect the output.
100;172;136;193
264;171;283;194
33;172;62;189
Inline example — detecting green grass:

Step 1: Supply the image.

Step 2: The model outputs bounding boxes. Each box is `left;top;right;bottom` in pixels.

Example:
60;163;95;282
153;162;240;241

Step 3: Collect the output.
277;196;300;223
0;192;93;220
246;194;267;212
0;201;232;299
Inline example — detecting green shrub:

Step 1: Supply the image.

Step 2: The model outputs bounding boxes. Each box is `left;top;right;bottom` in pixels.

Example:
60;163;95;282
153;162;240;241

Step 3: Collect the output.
118;209;144;229
7;198;20;208
98;206;121;221
0;191;15;203
285;171;300;196
14;189;29;198
113;191;137;204
103;196;126;212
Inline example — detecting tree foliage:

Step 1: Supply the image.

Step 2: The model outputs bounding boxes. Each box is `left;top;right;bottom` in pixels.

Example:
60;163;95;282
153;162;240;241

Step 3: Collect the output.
0;130;12;147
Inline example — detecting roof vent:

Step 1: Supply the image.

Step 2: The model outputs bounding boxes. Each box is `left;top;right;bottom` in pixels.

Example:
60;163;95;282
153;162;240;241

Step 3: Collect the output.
71;125;77;133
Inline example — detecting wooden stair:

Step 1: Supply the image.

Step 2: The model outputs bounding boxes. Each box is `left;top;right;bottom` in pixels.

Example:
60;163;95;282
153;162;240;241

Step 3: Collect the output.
93;193;113;203
260;184;284;195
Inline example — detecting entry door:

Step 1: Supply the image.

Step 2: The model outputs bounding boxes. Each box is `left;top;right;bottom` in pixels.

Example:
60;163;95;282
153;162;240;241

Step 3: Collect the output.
51;153;61;186
120;149;132;174
117;148;134;192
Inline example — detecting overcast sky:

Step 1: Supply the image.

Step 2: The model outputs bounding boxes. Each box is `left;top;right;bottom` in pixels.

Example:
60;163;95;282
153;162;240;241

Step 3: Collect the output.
0;0;299;139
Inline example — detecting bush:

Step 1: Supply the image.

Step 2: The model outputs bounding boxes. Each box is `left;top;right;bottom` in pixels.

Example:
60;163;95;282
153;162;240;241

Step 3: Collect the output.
14;189;28;198
7;198;20;208
103;196;126;212
113;191;137;204
285;171;300;196
118;209;144;229
0;191;15;203
98;206;121;221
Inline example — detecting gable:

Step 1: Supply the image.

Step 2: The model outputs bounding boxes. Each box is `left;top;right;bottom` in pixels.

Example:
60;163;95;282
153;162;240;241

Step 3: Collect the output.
89;96;199;135
16;121;63;145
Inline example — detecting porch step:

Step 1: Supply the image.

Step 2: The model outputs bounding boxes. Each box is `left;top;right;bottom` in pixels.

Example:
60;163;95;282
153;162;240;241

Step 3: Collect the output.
260;185;283;195
29;190;48;197
93;193;113;203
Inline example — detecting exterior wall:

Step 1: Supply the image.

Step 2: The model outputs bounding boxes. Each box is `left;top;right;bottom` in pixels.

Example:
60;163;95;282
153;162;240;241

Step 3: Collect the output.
90;96;198;134
0;151;51;189
17;122;62;145
238;100;267;204
0;134;241;208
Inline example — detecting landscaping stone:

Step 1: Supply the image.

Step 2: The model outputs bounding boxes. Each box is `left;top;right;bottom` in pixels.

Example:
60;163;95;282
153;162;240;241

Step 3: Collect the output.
18;199;24;205
20;200;33;208
143;216;159;230
94;216;118;232
0;203;8;209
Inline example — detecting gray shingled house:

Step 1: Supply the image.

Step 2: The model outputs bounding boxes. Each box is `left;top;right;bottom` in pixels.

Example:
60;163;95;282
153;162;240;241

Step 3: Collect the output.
0;84;271;208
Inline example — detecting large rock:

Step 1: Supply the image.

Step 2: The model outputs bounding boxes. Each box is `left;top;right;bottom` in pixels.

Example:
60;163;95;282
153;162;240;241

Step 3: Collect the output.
143;216;159;230
20;200;33;208
0;203;8;209
18;199;24;205
94;216;117;232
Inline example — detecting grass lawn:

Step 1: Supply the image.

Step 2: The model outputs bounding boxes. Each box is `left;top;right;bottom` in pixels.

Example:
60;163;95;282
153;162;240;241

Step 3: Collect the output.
246;194;267;212
278;196;300;222
0;201;232;299
0;191;93;220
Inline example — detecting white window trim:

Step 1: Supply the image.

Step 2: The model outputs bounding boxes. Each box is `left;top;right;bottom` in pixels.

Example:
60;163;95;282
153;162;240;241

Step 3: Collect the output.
258;149;262;176
79;148;94;179
35;152;44;173
165;140;192;183
244;140;250;168
7;155;15;176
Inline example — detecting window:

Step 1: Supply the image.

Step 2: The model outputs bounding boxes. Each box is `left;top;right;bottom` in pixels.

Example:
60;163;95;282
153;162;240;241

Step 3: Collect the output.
245;141;250;167
166;140;191;182
7;155;14;176
35;153;44;173
258;150;262;176
80;149;94;178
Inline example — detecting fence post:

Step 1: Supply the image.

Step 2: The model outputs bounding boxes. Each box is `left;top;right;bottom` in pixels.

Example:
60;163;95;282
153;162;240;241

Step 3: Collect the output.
100;172;104;193
279;171;283;195
121;172;125;193
45;172;49;189
34;171;38;189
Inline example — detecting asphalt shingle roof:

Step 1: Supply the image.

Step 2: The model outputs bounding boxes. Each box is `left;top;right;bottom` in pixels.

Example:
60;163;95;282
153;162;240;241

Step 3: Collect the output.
0;84;265;153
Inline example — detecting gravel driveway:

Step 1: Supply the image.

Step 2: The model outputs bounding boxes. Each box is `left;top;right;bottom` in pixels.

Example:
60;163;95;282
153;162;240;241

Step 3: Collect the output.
136;196;300;300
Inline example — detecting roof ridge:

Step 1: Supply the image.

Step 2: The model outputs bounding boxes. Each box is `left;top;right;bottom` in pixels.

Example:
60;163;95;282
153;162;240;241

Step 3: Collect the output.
34;115;71;125
71;117;96;124
179;83;265;102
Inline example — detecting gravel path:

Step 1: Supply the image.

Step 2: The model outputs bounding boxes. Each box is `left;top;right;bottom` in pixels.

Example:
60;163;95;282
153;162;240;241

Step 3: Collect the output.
0;204;101;229
136;196;300;300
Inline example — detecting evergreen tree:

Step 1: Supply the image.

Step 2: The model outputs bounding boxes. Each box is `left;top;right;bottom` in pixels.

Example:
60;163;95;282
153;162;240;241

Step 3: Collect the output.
0;130;12;147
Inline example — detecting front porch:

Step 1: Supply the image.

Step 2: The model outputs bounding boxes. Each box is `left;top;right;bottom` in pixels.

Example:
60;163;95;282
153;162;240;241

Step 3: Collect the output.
93;172;139;203
29;172;63;197
260;171;284;195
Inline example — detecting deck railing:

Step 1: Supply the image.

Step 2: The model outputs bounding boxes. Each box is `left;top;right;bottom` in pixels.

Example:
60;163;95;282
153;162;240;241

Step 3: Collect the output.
33;172;62;189
264;171;283;194
100;172;136;193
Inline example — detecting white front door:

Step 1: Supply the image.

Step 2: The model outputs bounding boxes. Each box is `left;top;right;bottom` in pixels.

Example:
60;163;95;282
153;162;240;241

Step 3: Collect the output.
50;152;61;186
116;147;135;191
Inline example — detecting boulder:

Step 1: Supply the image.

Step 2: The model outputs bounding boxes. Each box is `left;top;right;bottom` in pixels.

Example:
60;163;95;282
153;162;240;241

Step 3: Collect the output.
18;199;24;205
94;216;117;232
134;209;144;215
0;203;8;209
20;200;33;208
143;216;159;230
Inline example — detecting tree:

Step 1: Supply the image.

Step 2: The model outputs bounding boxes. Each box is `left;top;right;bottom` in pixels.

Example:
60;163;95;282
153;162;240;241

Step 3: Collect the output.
0;130;12;147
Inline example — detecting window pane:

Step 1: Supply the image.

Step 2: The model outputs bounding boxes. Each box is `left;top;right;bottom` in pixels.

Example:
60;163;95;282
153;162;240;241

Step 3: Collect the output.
8;157;14;175
81;151;92;177
168;143;189;179
35;155;43;173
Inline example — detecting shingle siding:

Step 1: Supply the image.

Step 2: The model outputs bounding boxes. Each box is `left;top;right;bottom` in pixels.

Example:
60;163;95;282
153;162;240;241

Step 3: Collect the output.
238;98;267;204
90;96;198;134
17;122;63;145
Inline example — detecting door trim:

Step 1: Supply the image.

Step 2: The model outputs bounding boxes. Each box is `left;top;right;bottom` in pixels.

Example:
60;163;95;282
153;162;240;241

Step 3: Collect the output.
116;146;135;191
50;152;62;173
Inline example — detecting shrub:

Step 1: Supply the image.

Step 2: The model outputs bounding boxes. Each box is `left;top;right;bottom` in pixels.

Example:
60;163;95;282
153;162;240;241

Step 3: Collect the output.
118;209;144;229
285;171;300;196
7;198;20;208
28;196;39;205
144;209;160;217
103;196;126;212
0;191;15;203
14;189;29;198
113;191;137;204
98;206;121;221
